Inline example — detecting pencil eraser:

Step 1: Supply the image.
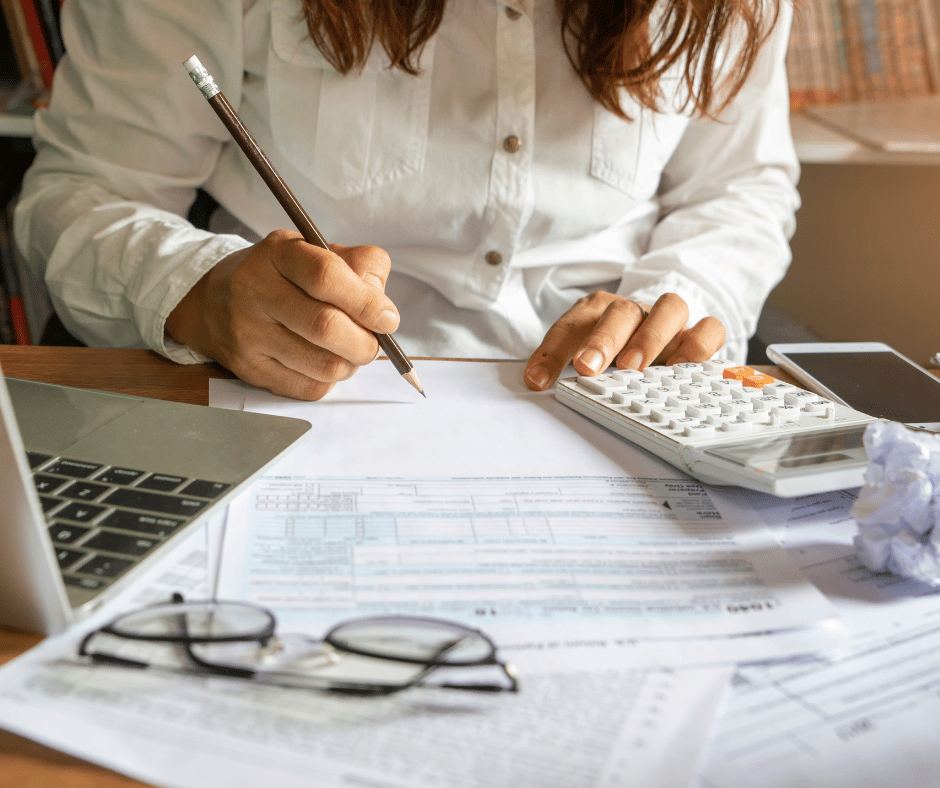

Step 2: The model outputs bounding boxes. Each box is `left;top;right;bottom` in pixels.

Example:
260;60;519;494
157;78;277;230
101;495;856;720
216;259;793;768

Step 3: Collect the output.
183;55;203;73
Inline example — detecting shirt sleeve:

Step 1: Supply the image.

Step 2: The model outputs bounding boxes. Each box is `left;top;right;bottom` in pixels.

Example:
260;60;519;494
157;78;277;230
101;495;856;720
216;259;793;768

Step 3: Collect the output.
12;0;253;362
616;4;800;364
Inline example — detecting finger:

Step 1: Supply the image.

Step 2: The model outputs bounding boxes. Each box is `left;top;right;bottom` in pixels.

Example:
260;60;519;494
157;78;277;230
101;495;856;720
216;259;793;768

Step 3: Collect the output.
615;293;689;371
275;236;400;335
664;316;727;365
332;243;393;291
571;299;647;376
524;294;616;390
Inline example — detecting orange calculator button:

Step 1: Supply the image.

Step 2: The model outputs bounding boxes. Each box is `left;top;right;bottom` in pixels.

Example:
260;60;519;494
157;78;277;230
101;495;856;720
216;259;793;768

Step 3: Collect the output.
722;366;755;380
742;373;775;389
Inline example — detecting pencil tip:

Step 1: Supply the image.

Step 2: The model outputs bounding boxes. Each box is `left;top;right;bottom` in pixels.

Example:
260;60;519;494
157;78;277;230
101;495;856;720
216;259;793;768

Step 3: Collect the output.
402;368;425;397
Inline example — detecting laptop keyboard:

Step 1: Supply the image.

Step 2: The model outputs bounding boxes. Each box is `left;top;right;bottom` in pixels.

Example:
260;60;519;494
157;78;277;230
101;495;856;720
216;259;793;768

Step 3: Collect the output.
27;451;230;593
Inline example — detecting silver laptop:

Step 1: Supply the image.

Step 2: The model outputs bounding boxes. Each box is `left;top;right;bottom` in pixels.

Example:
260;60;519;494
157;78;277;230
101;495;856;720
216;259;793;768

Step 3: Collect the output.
0;363;310;636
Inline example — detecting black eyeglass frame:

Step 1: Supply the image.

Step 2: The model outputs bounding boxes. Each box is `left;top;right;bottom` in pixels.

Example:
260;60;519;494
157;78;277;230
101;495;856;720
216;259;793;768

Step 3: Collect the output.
78;593;519;695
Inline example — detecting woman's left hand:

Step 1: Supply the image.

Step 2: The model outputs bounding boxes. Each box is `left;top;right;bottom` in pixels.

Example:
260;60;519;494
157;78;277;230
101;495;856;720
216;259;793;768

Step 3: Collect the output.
523;292;726;391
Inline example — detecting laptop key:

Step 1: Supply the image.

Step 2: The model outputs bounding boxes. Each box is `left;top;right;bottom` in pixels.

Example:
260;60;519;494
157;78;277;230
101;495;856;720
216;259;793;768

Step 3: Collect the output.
38;495;63;514
27;451;53;469
98;510;184;537
60;481;111;501
34;474;67;494
56;501;107;522
79;555;133;578
55;548;85;570
95;467;145;485
44;458;103;478
83;531;159;557
49;524;92;544
179;479;231;499
101;488;207;517
63;575;107;591
138;474;186;492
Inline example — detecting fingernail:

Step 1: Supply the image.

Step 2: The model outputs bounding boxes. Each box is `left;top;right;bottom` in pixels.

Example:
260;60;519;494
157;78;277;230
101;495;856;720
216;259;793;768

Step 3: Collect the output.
578;349;604;374
525;365;551;390
377;310;400;333
621;350;643;370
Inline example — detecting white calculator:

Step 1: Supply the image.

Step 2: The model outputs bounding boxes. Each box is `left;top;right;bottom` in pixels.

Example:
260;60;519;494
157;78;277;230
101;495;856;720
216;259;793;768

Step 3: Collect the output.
554;359;878;496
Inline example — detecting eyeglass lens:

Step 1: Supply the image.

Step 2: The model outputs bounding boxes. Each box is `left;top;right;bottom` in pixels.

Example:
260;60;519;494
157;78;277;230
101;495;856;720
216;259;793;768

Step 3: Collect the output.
107;600;275;641
326;617;495;665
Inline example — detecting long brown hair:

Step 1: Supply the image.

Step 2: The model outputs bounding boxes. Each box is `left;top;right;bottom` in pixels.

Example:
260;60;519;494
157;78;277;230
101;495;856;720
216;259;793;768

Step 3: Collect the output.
300;0;781;119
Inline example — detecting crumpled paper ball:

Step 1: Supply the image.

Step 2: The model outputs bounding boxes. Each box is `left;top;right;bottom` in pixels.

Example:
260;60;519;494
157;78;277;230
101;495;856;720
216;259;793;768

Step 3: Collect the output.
852;421;940;585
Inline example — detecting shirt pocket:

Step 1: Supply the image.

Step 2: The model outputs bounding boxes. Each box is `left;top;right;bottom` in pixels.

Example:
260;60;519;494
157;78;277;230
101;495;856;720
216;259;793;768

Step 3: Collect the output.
590;85;690;201
267;0;435;200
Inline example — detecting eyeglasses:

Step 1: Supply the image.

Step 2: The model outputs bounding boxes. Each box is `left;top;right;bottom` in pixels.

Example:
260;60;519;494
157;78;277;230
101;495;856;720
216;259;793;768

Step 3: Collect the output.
78;593;519;696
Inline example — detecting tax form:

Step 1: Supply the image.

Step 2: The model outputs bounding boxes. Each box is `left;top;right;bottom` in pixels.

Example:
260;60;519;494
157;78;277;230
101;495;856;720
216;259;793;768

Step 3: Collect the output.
215;361;841;668
0;525;732;788
696;488;940;788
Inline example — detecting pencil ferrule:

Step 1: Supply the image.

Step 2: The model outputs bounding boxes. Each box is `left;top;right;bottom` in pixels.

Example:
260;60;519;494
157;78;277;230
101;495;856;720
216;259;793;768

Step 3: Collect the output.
187;66;220;100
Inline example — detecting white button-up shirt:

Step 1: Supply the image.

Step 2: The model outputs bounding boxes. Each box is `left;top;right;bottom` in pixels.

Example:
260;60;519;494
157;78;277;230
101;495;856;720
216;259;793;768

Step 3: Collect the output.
15;0;799;365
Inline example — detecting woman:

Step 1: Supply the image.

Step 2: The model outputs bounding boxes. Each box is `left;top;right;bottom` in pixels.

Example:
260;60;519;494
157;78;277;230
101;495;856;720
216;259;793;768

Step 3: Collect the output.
14;0;798;400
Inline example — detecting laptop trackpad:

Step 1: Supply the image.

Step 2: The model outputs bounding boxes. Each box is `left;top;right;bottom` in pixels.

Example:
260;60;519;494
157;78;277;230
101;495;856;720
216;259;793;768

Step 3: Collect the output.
7;378;143;453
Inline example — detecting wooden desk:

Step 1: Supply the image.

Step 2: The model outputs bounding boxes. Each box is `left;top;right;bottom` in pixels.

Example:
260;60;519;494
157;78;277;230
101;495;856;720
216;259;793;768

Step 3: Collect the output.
0;346;788;787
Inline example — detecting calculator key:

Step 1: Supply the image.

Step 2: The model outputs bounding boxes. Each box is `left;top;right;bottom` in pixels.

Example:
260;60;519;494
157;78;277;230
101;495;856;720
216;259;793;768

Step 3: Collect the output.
720;419;754;433
630;398;661;415
706;413;739;426
684;423;716;438
612;390;644;405
687;403;722;420
672;362;703;373
679;382;710;397
179;480;231;499
645;366;676;381
762;382;796;396
803;399;836;418
711;379;743;393
628;377;659;392
770;405;801;424
703;358;734;373
722;366;755;381
690;371;718;384
49;524;91;545
785;390;819;406
648;386;675;401
138;474;187;492
650;407;685;424
752;396;785;411
738;409;772;424
742;373;775;389
34;474;67;494
611;369;646;384
666;394;699;410
95;467;146;485
577;374;626;396
44;459;103;479
700;391;733;406
654;377;683;391
669;416;701;431
720;399;754;416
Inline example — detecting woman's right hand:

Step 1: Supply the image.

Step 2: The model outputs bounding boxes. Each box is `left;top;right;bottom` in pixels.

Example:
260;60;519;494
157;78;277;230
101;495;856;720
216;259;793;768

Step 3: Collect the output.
165;230;401;400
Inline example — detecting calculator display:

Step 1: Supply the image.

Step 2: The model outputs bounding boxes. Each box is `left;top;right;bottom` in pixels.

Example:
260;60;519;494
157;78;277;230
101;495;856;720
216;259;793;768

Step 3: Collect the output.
704;424;869;475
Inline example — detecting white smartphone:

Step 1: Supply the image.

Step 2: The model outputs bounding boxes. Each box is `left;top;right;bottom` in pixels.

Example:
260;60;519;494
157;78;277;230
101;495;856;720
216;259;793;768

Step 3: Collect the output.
766;341;940;431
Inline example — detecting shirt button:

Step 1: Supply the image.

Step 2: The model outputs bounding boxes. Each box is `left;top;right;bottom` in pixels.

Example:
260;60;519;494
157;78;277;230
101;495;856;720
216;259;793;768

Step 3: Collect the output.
503;135;521;153
505;6;522;19
485;250;503;266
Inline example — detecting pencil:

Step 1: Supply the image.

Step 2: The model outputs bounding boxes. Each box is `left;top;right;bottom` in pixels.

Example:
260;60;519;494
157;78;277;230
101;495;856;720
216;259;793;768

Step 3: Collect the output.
183;55;425;398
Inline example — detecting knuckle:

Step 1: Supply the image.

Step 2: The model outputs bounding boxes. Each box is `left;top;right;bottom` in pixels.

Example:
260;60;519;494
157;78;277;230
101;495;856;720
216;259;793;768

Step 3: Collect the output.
312;353;355;383
308;305;341;341
294;379;335;402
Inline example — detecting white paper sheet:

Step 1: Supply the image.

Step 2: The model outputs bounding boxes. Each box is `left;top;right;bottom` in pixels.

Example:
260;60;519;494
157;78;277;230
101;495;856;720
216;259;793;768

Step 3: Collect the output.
212;362;840;668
